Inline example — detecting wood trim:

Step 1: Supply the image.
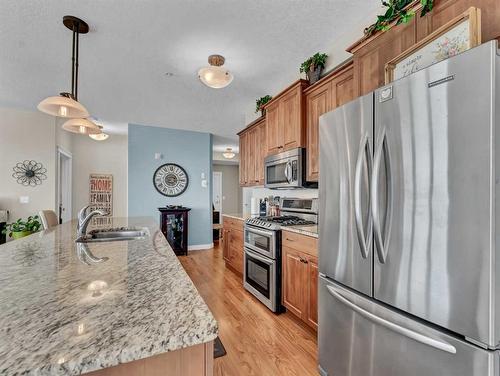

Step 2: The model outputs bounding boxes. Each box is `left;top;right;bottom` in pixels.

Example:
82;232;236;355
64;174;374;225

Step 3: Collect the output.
237;116;265;136
303;59;354;95
346;0;423;53
385;6;482;83
262;79;309;110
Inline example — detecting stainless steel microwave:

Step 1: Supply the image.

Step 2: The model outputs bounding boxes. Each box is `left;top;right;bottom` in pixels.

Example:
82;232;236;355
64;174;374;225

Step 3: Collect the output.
264;148;314;189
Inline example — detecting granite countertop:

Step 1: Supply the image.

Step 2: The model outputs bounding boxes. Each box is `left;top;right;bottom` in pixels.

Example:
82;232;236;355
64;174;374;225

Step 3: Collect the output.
0;217;218;376
282;225;318;238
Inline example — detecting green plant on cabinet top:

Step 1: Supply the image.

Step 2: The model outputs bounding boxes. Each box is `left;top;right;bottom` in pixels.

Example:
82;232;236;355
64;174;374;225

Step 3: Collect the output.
364;0;434;36
255;95;273;114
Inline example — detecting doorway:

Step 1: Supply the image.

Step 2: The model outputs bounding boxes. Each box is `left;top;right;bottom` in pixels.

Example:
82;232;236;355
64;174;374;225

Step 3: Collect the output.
213;171;222;224
57;147;72;224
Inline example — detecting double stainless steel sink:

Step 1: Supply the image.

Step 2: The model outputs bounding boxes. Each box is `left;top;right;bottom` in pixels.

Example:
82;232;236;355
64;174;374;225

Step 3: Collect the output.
75;228;149;243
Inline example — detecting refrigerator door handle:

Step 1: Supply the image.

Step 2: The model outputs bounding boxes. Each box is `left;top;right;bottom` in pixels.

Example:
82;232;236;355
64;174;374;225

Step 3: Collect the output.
371;128;393;264
326;285;457;354
354;133;372;259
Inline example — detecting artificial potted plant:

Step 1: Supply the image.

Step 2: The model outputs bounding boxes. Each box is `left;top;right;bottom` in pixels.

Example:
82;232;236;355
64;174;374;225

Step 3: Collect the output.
255;95;273;117
2;215;42;240
300;52;328;84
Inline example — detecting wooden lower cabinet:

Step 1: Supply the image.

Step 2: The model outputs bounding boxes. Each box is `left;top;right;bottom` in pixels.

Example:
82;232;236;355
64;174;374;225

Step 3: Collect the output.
222;217;244;275
86;341;214;376
282;232;318;330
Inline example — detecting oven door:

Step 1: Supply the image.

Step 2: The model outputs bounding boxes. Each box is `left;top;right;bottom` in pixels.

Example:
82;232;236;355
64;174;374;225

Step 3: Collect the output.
265;158;300;188
244;248;277;312
244;225;276;259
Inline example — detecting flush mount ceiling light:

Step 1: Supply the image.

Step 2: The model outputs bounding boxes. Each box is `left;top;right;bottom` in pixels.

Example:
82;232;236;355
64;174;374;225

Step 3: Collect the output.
38;16;100;135
222;148;236;159
198;55;233;89
89;126;109;141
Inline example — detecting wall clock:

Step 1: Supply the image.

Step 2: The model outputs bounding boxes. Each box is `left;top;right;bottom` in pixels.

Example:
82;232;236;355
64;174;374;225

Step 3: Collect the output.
153;163;189;197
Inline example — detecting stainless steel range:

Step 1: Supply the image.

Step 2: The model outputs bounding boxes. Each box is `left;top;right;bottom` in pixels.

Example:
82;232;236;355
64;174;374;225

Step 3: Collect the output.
244;197;318;312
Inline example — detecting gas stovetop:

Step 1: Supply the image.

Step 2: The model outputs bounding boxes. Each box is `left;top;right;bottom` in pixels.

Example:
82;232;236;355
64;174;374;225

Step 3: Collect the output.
246;215;316;230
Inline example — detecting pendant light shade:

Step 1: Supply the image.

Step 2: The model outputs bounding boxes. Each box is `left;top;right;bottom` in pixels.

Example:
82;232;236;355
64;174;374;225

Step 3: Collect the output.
62;118;101;135
37;94;89;118
198;55;233;89
89;126;109;141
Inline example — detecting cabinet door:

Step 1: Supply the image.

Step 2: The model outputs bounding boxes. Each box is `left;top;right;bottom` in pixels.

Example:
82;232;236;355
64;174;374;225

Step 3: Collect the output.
306;82;331;182
257;121;267;184
223;229;230;262
282;246;307;319
282;87;303;151
229;229;244;275
266;101;281;155
248;127;258;185
331;65;355;110
239;133;247;186
306;255;318;330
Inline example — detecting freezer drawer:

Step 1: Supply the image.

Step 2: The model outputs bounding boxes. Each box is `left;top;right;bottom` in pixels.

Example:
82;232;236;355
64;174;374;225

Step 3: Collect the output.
319;276;499;376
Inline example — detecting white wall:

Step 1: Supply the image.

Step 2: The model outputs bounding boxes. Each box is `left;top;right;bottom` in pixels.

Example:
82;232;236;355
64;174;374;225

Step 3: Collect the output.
0;107;56;222
213;163;242;215
71;134;128;218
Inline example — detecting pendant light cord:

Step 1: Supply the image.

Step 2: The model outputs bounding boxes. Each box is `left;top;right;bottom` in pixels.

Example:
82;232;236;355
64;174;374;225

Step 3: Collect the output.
70;23;80;101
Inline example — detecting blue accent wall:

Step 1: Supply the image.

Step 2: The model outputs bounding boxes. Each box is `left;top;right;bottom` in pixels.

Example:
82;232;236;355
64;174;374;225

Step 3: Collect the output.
128;124;213;247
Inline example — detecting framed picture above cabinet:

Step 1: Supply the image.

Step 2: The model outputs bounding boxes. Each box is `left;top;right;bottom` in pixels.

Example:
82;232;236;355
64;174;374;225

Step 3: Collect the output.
385;7;482;84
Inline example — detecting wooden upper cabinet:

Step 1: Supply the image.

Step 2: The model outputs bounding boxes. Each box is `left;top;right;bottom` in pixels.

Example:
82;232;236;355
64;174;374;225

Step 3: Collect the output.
237;117;266;187
264;80;308;155
347;0;500;96
331;65;355;109
282;87;303;150
238;133;246;186
257;121;267;184
305;82;331;182
305;62;354;182
266;101;281;155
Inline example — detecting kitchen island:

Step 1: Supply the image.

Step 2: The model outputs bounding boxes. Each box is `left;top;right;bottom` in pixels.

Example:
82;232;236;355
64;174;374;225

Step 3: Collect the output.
0;217;217;376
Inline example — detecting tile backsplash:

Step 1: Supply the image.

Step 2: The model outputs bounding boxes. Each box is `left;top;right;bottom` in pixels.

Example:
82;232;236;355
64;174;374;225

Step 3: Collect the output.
242;186;318;215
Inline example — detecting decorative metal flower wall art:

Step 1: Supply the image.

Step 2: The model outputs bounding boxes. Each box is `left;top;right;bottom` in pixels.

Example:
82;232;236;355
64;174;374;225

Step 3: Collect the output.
12;160;47;186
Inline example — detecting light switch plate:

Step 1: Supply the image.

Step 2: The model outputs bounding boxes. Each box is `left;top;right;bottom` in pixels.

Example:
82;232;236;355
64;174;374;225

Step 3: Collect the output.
19;196;30;204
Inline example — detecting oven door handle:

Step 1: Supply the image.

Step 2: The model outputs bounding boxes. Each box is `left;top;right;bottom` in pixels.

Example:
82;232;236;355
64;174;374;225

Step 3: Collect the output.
245;226;274;238
245;248;274;265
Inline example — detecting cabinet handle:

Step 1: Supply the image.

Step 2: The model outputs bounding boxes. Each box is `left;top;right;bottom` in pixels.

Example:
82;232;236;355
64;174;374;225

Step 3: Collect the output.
286;238;295;242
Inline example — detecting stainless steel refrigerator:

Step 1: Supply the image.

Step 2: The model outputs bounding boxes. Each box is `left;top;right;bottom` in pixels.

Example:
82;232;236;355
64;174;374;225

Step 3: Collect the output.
318;40;500;376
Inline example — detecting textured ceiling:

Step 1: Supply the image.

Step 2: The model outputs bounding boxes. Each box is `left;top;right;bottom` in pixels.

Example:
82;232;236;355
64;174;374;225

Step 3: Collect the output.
0;0;380;149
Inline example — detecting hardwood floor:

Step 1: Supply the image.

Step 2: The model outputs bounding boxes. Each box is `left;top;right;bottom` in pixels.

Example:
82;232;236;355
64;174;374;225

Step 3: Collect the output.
179;243;319;376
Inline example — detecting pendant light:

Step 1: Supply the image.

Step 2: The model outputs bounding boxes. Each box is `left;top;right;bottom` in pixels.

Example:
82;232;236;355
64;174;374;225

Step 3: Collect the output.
89;126;109;141
198;55;233;89
38;16;99;135
222;148;236;159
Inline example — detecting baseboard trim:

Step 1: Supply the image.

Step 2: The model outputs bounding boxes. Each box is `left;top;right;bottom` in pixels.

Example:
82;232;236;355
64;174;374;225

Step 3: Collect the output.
188;243;214;251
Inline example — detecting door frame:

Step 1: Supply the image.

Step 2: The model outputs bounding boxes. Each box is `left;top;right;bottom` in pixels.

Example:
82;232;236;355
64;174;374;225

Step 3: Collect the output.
56;146;72;224
212;171;223;222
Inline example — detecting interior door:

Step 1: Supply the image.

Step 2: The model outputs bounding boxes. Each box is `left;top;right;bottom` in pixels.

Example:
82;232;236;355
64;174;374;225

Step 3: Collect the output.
373;42;496;347
319;93;373;296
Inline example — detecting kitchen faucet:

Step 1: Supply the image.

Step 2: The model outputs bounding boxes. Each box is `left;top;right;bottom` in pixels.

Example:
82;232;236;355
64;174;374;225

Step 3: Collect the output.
77;205;108;237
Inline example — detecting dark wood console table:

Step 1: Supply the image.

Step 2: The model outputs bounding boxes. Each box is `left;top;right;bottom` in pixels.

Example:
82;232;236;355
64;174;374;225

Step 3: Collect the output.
158;207;191;255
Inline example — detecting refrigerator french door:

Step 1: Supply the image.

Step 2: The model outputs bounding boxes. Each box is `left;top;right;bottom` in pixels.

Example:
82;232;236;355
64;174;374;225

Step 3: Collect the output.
318;41;500;376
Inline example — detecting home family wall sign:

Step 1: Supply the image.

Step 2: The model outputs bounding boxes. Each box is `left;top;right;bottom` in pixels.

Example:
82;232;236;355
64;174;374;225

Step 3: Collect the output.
89;174;113;216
